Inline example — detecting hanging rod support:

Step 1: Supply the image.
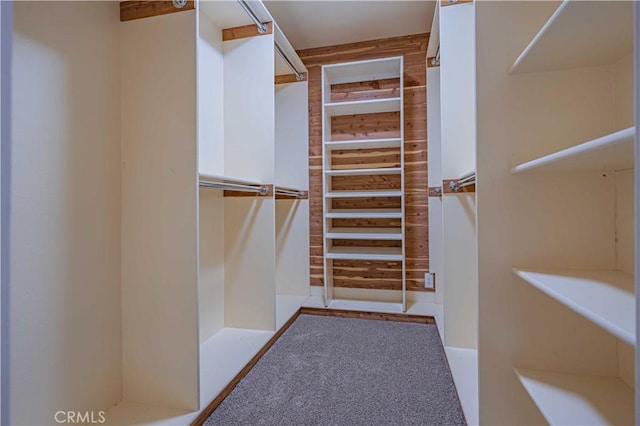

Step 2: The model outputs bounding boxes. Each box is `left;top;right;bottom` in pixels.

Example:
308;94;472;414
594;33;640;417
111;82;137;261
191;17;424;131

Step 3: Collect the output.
237;0;268;33
275;42;303;81
200;181;269;195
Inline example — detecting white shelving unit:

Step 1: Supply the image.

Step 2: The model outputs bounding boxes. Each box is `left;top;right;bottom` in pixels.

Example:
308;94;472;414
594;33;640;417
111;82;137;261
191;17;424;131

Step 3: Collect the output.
476;0;637;423
321;56;406;311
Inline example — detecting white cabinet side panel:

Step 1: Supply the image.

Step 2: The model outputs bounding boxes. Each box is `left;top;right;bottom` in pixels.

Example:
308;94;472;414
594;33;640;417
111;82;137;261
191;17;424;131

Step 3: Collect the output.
121;11;199;410
276;200;310;296
224;198;276;330
275;82;309;188
616;169;634;275
198;13;224;176
443;195;477;349
10;3;122;424
440;3;476;179
224;35;275;183
198;189;225;343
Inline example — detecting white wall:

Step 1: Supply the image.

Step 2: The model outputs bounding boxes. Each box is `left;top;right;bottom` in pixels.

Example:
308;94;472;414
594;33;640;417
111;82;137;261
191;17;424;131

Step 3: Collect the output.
199;189;225;343
198;12;225;176
224;35;275;183
439;2;478;349
275;82;309;189
275;82;310;297
121;11;199;411
440;3;476;179
426;68;444;306
10;2;121;424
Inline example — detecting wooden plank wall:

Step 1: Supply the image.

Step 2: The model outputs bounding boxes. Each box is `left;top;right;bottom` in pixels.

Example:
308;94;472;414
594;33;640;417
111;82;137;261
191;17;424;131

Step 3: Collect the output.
298;33;430;292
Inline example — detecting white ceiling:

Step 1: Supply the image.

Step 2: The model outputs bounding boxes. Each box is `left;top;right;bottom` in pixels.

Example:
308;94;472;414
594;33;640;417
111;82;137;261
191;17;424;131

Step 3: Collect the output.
263;1;436;51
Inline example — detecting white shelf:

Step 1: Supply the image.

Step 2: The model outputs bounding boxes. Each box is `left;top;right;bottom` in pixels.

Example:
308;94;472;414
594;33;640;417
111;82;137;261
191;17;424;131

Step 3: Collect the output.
326;227;402;240
325;208;402;219
511;127;635;174
325;167;402;176
324;98;401;117
515;368;634;425
325;190;402;198
513;268;635;346
326;246;403;261
324;138;402;151
510;1;633;74
323;57;402;85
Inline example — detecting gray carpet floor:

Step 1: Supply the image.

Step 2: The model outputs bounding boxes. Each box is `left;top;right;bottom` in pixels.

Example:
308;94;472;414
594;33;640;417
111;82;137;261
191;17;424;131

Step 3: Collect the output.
204;314;466;426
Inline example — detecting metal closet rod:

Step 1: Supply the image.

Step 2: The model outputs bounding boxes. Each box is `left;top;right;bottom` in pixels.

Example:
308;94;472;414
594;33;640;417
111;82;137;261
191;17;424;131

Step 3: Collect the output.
275;187;306;198
432;46;440;66
237;0;304;81
200;181;270;195
274;42;303;81
449;171;476;192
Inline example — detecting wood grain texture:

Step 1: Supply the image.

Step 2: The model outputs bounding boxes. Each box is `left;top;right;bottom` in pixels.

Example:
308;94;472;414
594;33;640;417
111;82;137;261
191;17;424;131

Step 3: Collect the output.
302;34;430;291
429;187;443;197
120;1;194;22
274;73;308;85
443;180;476;194
222;22;272;42
191;310;301;426
300;307;435;324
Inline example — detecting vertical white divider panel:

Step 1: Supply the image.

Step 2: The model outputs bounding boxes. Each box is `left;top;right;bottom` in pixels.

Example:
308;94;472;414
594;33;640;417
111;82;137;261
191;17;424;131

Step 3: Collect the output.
440;2;478;348
121;11;199;410
275;82;310;298
635;2;640;421
223;33;276;331
10;3;122;423
321;70;334;307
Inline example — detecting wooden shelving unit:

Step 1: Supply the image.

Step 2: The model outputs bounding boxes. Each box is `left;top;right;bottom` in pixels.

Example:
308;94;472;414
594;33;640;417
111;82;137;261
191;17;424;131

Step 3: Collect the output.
321;56;406;311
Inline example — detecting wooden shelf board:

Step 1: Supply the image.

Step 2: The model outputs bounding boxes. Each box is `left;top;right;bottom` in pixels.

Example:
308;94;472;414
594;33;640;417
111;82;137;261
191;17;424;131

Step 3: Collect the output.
326;227;402;240
326;246;403;261
513;268;635;346
515;368;634;426
325;209;403;219
324;138;402;151
324;97;401;117
323;56;402;85
511;127;635;174
325;167;402;176
325;190;402;199
511;1;633;74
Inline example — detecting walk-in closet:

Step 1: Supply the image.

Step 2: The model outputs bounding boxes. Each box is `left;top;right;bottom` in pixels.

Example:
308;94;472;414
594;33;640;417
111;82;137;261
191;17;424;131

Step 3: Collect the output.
1;0;638;425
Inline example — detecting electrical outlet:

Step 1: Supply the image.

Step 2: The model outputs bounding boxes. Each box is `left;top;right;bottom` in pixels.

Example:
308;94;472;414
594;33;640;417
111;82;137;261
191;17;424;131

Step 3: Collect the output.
424;273;435;289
